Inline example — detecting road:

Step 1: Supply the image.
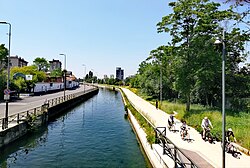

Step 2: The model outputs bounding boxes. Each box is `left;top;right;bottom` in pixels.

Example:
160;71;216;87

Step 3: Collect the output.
0;85;94;118
121;88;250;168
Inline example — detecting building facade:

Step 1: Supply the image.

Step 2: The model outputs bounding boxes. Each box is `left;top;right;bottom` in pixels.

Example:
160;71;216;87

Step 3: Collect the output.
49;59;62;72
116;67;124;80
9;56;28;68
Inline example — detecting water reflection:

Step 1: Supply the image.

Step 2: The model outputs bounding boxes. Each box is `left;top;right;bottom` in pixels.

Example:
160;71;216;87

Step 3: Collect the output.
0;127;48;167
0;89;148;168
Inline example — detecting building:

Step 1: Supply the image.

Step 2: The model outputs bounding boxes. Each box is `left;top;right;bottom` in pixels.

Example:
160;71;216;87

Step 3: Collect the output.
116;67;124;80
110;74;114;79
9;55;28;68
49;59;62;72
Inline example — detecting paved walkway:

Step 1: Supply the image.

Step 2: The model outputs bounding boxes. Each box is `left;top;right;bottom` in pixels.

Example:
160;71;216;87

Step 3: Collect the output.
121;88;250;168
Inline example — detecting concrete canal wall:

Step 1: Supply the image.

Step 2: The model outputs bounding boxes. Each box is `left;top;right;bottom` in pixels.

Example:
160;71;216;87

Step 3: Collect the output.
48;88;99;119
119;87;167;168
0;122;29;149
0;88;99;149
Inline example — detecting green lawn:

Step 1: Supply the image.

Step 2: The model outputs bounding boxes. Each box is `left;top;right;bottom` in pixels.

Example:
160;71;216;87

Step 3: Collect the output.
129;88;250;150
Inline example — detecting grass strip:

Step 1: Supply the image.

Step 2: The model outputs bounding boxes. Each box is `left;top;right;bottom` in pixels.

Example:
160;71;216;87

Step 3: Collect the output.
120;89;155;145
128;88;250;150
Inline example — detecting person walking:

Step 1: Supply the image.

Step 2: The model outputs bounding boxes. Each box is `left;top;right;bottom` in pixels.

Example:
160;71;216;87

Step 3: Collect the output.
155;100;158;109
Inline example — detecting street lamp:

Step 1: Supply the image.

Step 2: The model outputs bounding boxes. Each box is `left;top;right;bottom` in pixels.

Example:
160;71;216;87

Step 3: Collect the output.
82;64;86;92
0;21;11;129
214;29;226;168
159;51;163;108
59;53;66;100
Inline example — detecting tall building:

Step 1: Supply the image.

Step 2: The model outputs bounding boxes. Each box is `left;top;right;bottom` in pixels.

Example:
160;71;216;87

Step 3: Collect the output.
9;55;28;68
116;67;124;80
49;59;62;72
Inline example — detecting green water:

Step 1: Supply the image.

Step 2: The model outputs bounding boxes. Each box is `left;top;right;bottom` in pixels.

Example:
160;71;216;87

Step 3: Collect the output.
0;88;149;168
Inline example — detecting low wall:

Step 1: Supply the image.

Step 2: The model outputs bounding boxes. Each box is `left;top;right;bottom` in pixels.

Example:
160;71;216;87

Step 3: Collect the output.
0;122;28;148
0;88;99;149
119;88;167;168
127;109;167;168
48;88;99;119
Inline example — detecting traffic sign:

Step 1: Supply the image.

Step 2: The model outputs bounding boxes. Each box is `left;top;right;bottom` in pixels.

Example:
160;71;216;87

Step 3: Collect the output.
4;89;11;95
4;94;10;100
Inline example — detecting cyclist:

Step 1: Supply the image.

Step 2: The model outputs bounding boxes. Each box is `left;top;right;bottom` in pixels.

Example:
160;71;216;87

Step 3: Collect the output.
180;120;188;139
225;128;237;153
201;116;213;139
168;114;175;130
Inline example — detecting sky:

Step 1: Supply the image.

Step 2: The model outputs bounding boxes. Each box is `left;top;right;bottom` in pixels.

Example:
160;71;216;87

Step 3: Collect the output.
0;1;249;79
0;0;171;79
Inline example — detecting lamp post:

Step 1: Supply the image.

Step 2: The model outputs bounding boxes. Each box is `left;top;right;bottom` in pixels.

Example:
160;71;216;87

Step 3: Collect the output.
215;29;226;168
0;21;11;129
82;64;86;92
160;52;163;108
60;54;66;100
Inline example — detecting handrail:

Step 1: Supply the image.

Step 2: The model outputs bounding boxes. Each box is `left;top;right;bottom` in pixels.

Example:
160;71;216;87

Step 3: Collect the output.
121;88;199;168
155;127;198;168
0;88;98;130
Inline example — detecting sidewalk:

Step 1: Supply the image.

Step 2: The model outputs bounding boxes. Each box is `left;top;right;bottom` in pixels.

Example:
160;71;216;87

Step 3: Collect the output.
121;88;250;168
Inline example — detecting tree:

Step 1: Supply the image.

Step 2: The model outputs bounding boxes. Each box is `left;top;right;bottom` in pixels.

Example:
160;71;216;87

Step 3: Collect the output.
124;0;249;112
0;44;8;72
0;44;8;100
33;57;50;72
50;68;62;77
157;0;240;111
10;65;46;92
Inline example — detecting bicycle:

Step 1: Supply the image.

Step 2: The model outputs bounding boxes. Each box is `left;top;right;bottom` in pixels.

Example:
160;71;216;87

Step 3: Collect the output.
202;127;214;144
168;122;179;133
180;128;192;142
225;141;242;159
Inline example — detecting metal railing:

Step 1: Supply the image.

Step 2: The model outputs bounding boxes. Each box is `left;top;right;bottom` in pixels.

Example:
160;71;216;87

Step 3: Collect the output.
1;105;47;130
122;89;200;168
0;88;98;130
155;127;199;168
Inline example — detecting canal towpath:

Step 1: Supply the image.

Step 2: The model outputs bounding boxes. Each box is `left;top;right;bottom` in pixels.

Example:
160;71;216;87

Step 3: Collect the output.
121;88;250;168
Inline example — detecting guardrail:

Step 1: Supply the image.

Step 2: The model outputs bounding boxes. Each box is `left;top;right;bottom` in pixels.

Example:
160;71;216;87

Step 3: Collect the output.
155;127;198;168
123;89;199;168
0;88;97;131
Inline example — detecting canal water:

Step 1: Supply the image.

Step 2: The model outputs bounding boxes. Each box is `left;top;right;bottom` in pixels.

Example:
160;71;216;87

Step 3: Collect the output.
0;88;149;168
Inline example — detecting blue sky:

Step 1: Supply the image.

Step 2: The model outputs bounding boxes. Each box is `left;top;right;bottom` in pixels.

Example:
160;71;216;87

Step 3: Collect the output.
0;0;171;78
0;1;249;79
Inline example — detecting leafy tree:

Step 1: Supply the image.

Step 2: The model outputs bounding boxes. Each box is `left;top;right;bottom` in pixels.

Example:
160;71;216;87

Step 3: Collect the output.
127;0;249;112
50;68;62;77
0;44;8;100
10;65;46;92
0;73;6;100
128;75;140;88
157;0;240;111
0;44;8;72
33;57;50;72
125;76;139;87
12;77;26;94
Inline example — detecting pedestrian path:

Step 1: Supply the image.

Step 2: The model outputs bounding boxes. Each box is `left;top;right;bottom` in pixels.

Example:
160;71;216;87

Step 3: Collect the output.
121;88;250;168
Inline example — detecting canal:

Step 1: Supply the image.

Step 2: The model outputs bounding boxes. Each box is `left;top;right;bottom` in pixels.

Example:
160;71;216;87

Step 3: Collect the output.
0;88;149;167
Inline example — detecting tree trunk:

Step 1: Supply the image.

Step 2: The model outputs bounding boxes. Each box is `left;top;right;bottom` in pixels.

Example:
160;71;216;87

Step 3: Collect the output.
186;93;190;111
